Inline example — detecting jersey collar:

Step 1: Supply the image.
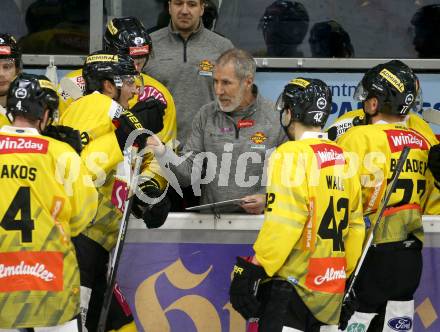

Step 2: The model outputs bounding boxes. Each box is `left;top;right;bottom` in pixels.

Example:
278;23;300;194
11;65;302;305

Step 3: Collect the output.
299;131;328;140
375;119;406;126
1;125;40;135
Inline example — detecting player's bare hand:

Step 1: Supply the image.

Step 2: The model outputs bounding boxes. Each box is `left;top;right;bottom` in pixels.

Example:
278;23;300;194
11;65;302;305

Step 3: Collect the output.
241;194;265;214
146;134;166;156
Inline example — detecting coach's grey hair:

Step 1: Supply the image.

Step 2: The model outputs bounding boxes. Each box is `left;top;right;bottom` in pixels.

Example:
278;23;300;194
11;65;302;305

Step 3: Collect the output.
215;48;256;81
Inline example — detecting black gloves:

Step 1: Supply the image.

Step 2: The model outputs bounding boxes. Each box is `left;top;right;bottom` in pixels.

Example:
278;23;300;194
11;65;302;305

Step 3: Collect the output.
339;287;359;330
132;180;171;229
114;110;149;150
130;97;165;135
428;144;440;182
229;256;267;320
43;125;83;154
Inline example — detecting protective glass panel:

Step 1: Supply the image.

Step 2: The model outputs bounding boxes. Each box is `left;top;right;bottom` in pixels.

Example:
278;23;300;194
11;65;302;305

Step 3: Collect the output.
2;0;94;55
116;0;440;59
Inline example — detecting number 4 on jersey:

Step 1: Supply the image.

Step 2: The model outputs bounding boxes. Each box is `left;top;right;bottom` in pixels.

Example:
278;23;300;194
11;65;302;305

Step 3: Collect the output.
318;196;349;251
1;186;34;242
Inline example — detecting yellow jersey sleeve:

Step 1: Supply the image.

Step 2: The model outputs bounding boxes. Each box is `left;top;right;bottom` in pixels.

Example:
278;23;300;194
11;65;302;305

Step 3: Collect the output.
129;73;177;190
254;144;309;276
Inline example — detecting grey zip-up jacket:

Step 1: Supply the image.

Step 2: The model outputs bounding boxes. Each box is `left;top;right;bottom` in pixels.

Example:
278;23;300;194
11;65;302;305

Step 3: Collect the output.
145;22;233;146
157;87;287;212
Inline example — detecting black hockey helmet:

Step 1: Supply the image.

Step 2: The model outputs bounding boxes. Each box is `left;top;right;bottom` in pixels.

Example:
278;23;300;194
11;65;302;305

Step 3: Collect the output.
7;73;59;121
260;1;309;45
0;33;22;68
354;60;417;116
411;4;440;58
309;20;354;58
83;50;138;94
276;77;332;128
103;17;152;59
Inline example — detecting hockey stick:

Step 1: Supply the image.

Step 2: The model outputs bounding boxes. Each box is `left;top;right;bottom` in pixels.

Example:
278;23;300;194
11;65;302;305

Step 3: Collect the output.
344;145;411;301
97;148;143;332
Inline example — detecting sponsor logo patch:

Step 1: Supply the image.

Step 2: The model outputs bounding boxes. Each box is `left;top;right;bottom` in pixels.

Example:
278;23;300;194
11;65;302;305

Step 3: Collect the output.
305;257;346;293
107;20;118;35
220;127;233;133
311;143;345;169
290;78;310;88
0;251;63;292
139;85;167;106
111;179;128;212
250;132;267;144
347;323;366;332
385;129;429;152
387;316;412;331
238;119;255;129
129;45;149;56
75;75;86;92
0;45;12;55
380;68;404;93
86;54;118;63
38;79;56;92
0;135;48;154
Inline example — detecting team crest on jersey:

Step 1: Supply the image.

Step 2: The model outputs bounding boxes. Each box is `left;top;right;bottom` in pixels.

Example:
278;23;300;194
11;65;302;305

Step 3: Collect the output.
385;129;429;152
250;131;267;144
198;60;215;76
305;257;346;293
311;143;345;169
0;251;63;292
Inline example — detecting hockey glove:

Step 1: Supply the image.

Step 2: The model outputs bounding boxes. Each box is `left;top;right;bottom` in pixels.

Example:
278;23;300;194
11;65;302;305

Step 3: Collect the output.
113;110;148;151
428;144;440;182
130;97;165;135
43;125;83;154
229;256;267;320
132;180;171;229
339;287;360;330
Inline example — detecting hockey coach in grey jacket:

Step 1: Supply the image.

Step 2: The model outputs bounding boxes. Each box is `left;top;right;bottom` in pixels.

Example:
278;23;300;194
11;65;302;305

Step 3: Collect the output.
145;0;234;146
147;48;286;214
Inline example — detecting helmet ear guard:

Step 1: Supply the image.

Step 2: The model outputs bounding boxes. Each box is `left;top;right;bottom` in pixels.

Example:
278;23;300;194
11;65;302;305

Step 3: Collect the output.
276;77;332;129
7;73;59;122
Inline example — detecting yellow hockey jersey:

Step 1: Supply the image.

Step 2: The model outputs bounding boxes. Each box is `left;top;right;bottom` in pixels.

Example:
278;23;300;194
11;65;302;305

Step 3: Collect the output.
0;126;97;328
59;92;128;251
337;123;437;244
0;105;10;128
57;69;176;189
254;133;365;325
327;109;439;146
57;69;176;146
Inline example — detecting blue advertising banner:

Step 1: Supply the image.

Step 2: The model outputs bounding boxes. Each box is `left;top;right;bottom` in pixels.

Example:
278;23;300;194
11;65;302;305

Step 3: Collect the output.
118;242;440;332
